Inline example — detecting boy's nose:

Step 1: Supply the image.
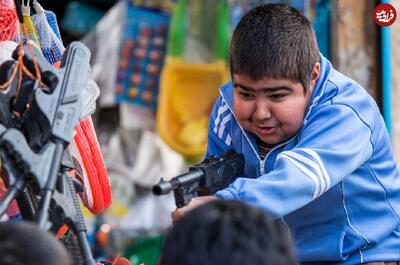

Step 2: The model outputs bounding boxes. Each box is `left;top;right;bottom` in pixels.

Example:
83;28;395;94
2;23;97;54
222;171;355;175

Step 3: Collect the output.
253;101;272;121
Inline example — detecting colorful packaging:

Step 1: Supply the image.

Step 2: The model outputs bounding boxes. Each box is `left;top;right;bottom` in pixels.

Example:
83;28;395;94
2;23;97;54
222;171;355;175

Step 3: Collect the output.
115;3;170;110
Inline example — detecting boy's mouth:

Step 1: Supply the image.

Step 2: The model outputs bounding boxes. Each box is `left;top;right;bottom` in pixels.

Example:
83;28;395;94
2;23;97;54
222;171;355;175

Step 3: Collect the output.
255;125;276;135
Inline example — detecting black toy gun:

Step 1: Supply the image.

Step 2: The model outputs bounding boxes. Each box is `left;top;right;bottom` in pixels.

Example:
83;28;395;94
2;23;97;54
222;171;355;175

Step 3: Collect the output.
153;150;245;208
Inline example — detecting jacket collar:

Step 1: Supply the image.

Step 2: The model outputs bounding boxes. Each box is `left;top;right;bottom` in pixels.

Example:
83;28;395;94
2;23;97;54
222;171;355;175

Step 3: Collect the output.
303;53;332;124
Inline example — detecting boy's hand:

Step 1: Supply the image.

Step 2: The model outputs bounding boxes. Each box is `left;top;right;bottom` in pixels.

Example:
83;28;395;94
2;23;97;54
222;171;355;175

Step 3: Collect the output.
171;195;219;224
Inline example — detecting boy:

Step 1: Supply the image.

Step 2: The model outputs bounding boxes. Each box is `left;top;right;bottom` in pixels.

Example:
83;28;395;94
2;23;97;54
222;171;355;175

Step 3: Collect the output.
162;200;298;265
172;3;400;265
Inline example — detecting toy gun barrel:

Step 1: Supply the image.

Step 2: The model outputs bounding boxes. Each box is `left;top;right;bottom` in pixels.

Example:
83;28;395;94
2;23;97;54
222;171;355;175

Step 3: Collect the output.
152;170;204;195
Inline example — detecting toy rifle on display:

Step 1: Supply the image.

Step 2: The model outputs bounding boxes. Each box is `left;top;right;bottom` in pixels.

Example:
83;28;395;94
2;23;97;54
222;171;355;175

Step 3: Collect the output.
152;150;245;208
0;42;96;265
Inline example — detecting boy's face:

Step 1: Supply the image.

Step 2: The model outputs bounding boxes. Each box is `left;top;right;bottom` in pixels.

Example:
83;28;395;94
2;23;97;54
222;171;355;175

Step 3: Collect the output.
232;64;320;145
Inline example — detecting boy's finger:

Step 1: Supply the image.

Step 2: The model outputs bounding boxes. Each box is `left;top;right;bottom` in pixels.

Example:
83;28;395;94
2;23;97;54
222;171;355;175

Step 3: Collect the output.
171;208;184;224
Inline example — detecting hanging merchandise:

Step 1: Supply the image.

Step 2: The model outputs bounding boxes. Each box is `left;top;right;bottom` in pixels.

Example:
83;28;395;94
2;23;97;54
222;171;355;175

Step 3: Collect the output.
20;0;41;48
82;0;126;107
42;6;61;40
0;0;19;41
22;1;112;214
31;0;65;65
0;178;21;220
0;30;99;265
71;117;112;215
0;40;17;65
156;0;229;161
0;2;118;264
114;1;170;110
27;1;112;215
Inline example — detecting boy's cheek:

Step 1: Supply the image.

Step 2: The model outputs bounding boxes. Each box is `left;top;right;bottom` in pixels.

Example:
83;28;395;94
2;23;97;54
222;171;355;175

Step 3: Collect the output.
233;101;251;120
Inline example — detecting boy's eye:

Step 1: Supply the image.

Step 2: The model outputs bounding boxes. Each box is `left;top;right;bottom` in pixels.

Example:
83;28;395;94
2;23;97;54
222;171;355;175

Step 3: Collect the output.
239;92;254;100
269;94;287;100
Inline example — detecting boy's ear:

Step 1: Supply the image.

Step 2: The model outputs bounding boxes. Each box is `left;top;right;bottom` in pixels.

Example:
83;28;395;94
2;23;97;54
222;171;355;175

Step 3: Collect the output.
308;63;320;93
311;63;321;82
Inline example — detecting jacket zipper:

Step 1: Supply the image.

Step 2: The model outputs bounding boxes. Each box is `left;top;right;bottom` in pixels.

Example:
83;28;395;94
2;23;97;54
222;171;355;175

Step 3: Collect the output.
260;138;294;176
260;160;265;175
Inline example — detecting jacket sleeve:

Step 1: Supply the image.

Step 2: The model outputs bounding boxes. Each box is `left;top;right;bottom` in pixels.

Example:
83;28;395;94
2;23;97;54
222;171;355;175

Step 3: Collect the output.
216;103;374;217
206;96;233;157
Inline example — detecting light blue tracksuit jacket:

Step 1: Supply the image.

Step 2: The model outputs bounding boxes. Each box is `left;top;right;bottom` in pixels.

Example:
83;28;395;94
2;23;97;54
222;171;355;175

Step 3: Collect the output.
207;55;400;264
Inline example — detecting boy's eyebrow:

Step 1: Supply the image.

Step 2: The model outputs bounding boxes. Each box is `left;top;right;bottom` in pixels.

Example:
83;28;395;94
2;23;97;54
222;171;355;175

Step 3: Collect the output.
234;82;293;93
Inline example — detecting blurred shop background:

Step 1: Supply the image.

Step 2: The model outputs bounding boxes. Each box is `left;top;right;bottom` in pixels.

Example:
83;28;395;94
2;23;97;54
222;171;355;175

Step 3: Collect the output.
2;0;399;264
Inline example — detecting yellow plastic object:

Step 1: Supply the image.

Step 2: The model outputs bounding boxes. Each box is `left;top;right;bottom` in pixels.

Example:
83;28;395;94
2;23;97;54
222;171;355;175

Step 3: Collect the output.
23;16;41;49
157;57;228;160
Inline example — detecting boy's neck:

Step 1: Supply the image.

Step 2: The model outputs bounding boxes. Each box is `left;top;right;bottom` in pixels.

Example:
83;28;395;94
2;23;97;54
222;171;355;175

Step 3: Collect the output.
256;137;276;160
256;137;276;148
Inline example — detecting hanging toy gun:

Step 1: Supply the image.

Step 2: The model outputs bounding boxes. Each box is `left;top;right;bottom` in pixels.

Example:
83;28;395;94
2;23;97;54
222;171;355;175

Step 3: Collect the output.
152;150;245;208
0;42;96;265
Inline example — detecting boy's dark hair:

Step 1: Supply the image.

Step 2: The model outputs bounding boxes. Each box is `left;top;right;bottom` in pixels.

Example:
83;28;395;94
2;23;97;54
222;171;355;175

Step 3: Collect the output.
0;221;72;265
230;3;320;92
160;200;298;265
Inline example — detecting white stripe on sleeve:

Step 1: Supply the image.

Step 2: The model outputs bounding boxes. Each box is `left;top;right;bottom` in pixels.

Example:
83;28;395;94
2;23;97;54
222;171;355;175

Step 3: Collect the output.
299;148;332;189
278;153;320;199
213;103;229;134
225;134;232;146
284;150;328;194
218;114;232;138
